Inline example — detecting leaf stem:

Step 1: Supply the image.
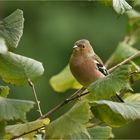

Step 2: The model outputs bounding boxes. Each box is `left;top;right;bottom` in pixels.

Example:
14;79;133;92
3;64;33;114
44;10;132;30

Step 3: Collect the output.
28;79;43;117
108;51;140;73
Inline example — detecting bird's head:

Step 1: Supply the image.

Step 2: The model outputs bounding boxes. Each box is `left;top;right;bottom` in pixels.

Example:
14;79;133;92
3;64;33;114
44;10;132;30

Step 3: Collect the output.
73;39;94;56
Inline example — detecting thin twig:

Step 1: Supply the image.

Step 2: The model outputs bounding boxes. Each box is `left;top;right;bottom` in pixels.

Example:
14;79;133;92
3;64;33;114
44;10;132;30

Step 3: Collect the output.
10;125;44;140
130;71;140;75
108;51;140;73
28;79;43;117
40;87;86;119
105;26;140;68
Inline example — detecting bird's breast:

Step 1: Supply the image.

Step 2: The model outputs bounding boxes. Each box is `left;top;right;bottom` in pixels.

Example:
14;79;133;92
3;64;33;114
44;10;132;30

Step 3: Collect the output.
69;56;104;87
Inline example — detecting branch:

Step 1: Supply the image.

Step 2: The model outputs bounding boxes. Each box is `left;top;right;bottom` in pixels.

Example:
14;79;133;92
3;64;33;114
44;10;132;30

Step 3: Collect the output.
10;88;89;140
10;125;44;140
40;87;86;119
28;79;43;117
108;51;140;73
105;26;140;68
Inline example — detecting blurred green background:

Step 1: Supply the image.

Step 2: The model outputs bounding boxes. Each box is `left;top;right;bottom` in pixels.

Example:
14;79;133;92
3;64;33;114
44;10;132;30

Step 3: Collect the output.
0;1;140;139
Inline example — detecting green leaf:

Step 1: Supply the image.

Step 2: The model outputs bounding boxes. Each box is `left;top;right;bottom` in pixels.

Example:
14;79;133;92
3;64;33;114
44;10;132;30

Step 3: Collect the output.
0;52;44;85
87;65;130;101
0;96;34;121
113;0;132;15
126;9;140;22
46;101;90;139
87;126;113;139
133;0;140;6
106;42;138;68
91;99;140;127
0;86;10;97
50;65;82;92
5;118;50;139
0;121;6;139
126;9;140;45
129;61;140;83
91;101;127;127
0;37;8;53
125;93;140;102
133;54;140;66
99;0;112;6
0;9;24;50
70;126;113;140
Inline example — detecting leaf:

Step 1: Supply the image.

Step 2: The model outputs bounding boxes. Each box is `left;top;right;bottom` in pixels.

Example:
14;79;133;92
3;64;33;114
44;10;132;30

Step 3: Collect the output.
50;65;82;92
87;126;113;139
126;9;140;45
91;101;127;127
0;9;24;50
125;93;140;102
5;118;50;139
129;61;140;83
0;52;44;85
46;101;90;139
69;126;113;140
99;0;112;6
91;99;140;127
106;42;138;68
0;96;34;121
126;9;140;22
0;121;6;139
87;65;130;101
0;86;10;97
0;37;8;53
113;0;132;15
133;0;140;6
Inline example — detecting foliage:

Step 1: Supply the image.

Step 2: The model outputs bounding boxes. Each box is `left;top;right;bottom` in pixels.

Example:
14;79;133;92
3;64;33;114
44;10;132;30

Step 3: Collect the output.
101;0;132;14
0;9;46;139
0;9;23;50
112;0;132;15
46;101;90;139
50;65;82;92
1;1;140;139
87;65;130;101
5;118;50;139
68;126;113;140
90;97;140;127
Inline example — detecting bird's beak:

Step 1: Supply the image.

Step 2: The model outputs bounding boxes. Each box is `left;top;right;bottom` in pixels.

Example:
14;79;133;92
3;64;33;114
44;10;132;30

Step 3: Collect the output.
73;45;78;49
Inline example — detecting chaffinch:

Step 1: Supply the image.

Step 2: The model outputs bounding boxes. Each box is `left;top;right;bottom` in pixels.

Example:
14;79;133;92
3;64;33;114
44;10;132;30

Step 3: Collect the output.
69;39;123;102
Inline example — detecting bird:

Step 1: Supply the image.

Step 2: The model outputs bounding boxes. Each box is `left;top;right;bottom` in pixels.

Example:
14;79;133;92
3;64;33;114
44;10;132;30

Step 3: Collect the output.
69;39;123;102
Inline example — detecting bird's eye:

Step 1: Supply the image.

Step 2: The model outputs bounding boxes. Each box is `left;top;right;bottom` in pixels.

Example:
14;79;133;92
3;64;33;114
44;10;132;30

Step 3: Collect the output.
82;45;85;48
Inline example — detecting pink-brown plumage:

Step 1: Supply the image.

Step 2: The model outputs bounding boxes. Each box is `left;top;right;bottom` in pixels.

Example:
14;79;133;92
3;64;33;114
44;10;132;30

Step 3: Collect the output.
69;39;105;87
69;39;124;102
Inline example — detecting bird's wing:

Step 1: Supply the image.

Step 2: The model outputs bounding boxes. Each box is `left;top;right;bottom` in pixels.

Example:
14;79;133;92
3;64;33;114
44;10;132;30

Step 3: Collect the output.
93;54;108;76
92;54;123;102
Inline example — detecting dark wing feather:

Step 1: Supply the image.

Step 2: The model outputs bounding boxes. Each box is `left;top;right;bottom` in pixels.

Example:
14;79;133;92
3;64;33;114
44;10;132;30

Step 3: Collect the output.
92;54;108;76
96;63;108;76
92;54;124;102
